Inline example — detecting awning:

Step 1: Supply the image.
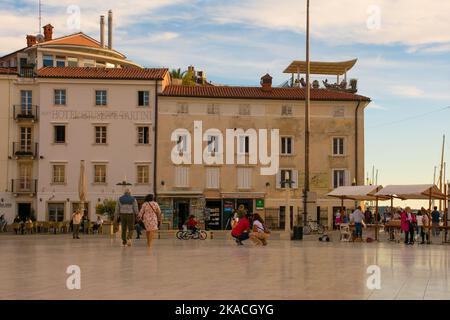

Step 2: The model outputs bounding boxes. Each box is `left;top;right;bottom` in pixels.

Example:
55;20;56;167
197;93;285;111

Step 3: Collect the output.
327;185;386;201
283;59;357;75
374;184;446;200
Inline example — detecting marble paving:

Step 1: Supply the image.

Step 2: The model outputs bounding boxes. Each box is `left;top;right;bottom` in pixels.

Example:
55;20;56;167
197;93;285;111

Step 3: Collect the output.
0;234;449;300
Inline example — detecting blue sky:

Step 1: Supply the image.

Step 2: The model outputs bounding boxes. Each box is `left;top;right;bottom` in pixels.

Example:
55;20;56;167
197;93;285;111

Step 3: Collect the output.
1;0;449;206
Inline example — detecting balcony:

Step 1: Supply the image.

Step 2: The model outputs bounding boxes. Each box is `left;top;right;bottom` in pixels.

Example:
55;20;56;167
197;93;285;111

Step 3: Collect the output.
13;105;39;122
11;142;39;159
11;179;37;196
19;65;35;78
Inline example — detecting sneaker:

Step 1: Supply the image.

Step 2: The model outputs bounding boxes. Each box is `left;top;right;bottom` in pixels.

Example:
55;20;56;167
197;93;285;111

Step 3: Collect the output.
76;237;80;239
122;240;127;247
127;240;132;247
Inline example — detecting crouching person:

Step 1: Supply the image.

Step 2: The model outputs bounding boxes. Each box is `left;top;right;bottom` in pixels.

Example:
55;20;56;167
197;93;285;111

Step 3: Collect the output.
231;211;250;245
249;213;270;246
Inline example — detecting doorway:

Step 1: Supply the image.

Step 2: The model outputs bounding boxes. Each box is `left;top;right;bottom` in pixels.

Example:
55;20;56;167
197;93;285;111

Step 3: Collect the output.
174;199;190;230
18;203;32;221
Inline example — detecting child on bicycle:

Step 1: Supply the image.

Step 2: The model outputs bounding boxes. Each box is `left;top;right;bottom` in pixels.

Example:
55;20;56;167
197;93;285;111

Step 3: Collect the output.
186;215;198;234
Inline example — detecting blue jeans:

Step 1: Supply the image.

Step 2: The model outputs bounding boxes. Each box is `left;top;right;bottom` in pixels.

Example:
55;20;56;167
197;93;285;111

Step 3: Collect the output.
355;223;363;238
233;232;249;242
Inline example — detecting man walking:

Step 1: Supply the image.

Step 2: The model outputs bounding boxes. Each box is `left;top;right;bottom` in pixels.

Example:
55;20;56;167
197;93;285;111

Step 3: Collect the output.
351;206;365;240
431;206;440;236
114;188;138;247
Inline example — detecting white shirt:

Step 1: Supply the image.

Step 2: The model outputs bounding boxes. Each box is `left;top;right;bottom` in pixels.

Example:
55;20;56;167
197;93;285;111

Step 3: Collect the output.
253;220;265;233
416;215;423;226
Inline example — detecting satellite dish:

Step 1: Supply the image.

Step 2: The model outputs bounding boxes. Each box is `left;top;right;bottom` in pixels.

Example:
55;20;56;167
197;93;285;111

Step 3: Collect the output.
36;34;44;43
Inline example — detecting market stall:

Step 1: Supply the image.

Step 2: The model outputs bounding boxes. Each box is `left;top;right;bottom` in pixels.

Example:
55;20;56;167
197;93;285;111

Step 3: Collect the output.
374;184;447;243
327;185;387;240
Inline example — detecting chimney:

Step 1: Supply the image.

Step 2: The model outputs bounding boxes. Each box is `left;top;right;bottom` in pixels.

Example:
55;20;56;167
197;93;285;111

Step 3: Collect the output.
260;73;273;92
26;35;37;47
100;15;105;48
107;10;113;50
43;24;54;41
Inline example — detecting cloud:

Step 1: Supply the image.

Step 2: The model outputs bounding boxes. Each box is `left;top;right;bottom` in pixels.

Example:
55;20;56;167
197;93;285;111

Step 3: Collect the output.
206;0;450;48
390;85;425;98
147;32;179;43
366;103;388;111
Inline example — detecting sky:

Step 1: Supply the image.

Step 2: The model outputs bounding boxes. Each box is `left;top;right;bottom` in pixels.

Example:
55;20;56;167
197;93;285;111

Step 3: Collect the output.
1;0;449;208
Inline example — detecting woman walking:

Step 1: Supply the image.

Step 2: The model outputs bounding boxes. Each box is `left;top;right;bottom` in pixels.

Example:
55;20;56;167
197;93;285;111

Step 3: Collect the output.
137;194;162;247
401;207;416;245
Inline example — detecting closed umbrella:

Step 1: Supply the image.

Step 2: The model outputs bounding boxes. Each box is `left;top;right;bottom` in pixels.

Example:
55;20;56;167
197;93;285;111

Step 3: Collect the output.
78;160;87;218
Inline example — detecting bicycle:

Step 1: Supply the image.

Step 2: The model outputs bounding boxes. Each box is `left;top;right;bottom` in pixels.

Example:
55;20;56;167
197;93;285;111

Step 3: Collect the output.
182;229;207;240
303;218;325;235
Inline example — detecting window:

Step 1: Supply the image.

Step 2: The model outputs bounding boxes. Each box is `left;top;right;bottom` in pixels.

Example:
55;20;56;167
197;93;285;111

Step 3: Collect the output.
175;166;189;187
333;138;345;156
207;135;219;153
52;164;66;184
56;56;65;67
206;168;220;189
138;91;149;107
177;103;188;114
207;104;219;115
281;137;293;155
95;90;107;106
238;136;250;154
333;169;347;188
281;105;293;116
276;169;298;189
19;164;32;191
137;127;150;144
19;127;32;152
239;104;251;116
20;90;32;114
237;168;252;189
94;164;107;184
43;55;54;67
54;125;66;144
48;203;65;222
54;89;66;105
95;126;107;144
67;57;78;67
137;165;149;184
83;59;95;67
176;134;188;153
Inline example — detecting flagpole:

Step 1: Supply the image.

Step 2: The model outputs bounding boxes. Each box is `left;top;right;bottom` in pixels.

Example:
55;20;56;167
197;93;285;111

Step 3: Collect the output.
303;0;311;226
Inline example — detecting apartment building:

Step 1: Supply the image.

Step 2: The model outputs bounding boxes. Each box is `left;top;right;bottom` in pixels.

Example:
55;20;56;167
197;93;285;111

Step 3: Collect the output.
157;74;371;230
0;12;169;223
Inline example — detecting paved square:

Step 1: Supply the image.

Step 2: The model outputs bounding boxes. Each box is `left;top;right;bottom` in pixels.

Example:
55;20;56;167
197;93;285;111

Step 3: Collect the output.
1;235;449;300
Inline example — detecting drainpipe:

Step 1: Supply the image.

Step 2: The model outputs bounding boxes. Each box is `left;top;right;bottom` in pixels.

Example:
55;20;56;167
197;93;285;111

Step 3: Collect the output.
153;80;159;198
354;101;362;185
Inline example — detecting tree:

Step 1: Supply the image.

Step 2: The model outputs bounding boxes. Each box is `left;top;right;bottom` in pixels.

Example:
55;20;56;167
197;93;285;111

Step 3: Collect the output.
95;199;117;221
170;68;186;79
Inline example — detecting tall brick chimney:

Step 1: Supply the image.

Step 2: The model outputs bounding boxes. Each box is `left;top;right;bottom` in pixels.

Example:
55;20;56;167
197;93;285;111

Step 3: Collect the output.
261;74;273;92
26;35;37;47
43;24;54;41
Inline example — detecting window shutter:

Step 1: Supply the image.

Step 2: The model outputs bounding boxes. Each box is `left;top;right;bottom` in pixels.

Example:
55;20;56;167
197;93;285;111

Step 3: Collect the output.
345;170;351;186
292;170;298;189
276;170;281;189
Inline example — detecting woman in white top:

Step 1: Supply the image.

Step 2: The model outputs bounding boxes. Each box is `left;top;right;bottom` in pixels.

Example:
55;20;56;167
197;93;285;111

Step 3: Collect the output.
249;213;269;246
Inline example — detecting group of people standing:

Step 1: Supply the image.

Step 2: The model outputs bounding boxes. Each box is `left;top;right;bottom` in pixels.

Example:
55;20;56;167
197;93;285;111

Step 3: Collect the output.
335;205;443;245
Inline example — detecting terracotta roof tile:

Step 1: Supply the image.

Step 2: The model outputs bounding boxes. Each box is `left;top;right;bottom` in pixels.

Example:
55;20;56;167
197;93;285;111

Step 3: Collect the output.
37;67;168;80
160;85;371;101
0;67;17;75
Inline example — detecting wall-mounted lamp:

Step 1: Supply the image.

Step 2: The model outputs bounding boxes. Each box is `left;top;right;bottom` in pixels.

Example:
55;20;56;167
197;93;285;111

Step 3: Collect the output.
265;182;270;187
161;180;165;186
66;198;70;202
39;198;42;202
40;156;44;159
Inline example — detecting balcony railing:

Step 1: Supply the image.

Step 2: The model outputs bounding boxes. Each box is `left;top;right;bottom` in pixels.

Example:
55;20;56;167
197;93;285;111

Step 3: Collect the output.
13;105;39;122
11;179;37;195
19;65;35;78
11;142;39;159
